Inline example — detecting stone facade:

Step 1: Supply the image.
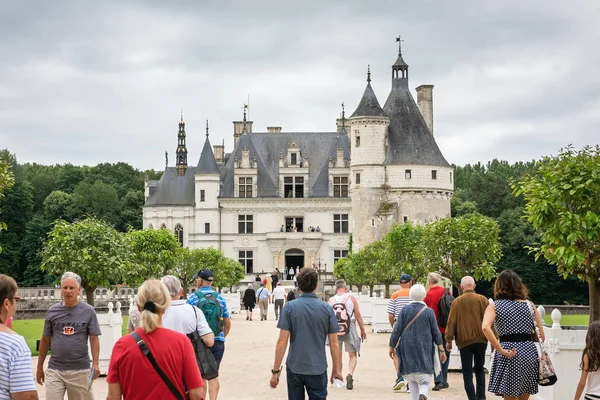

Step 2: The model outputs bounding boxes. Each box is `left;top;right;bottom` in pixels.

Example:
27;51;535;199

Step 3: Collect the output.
143;44;453;276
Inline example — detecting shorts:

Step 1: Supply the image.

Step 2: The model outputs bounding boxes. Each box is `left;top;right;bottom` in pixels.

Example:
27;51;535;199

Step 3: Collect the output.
338;334;357;353
210;341;225;370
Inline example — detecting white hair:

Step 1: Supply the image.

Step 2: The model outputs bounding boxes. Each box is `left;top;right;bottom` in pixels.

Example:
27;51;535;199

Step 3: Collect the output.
410;284;427;302
61;272;81;287
160;275;182;298
461;276;475;287
427;272;441;285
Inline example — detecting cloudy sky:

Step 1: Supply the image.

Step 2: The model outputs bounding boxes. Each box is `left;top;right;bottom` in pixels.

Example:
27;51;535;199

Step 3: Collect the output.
1;0;598;170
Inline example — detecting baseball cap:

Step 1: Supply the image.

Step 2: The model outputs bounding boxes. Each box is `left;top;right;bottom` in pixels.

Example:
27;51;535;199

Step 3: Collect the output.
399;273;412;283
195;268;214;282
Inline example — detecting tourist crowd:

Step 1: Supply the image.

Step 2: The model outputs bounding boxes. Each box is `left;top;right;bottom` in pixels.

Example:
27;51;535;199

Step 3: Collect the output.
1;267;600;400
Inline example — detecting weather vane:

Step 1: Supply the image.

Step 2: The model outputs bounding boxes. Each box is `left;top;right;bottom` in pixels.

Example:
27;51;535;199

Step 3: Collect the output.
396;35;404;55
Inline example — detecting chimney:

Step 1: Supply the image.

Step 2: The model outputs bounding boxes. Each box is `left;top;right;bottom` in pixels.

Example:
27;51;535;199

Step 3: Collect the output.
233;120;253;146
335;118;347;134
213;144;224;162
267;126;282;133
416;85;434;136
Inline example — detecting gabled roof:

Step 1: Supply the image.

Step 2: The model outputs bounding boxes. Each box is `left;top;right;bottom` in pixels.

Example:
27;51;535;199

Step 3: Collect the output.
350;82;387;118
196;137;219;174
144;167;196;206
383;83;450;167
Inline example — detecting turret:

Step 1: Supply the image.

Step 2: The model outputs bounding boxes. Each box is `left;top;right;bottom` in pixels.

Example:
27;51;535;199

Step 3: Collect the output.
176;112;188;176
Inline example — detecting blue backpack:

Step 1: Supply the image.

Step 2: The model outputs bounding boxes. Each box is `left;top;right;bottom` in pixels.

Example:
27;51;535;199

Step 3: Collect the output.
195;290;224;335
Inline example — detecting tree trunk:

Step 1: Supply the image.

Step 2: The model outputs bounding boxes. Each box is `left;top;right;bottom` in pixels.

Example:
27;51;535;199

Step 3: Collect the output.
357;284;363;294
589;276;600;323
85;284;96;307
369;285;374;297
385;283;391;298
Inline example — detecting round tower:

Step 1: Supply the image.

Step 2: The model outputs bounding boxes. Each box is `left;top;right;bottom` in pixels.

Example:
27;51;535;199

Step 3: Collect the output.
349;67;390;250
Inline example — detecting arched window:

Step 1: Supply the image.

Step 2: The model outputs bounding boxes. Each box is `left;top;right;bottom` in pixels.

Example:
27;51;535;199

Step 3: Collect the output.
147;224;154;229
174;224;184;246
160;223;167;229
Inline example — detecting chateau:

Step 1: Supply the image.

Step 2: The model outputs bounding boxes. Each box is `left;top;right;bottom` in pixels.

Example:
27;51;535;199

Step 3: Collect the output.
143;43;453;276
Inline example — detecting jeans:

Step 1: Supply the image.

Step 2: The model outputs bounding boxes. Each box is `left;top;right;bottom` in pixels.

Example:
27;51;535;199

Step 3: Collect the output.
459;342;487;400
286;369;328;400
434;340;450;385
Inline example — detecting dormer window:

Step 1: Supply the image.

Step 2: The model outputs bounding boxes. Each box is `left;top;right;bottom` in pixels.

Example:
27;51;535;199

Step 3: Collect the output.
333;176;349;197
284;176;304;198
239;177;253;198
291;153;297;165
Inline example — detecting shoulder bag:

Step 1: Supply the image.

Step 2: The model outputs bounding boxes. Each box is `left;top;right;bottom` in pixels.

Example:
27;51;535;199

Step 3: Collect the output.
527;301;558;386
394;304;427;349
130;331;186;400
188;305;219;380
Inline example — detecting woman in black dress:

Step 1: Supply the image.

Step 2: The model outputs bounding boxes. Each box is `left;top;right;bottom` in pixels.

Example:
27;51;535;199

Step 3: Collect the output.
482;269;545;400
243;283;256;321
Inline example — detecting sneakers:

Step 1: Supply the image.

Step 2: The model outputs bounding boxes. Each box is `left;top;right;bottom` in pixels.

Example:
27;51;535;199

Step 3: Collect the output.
432;383;444;391
442;383;449;389
418;395;427;400
393;379;405;391
346;374;353;390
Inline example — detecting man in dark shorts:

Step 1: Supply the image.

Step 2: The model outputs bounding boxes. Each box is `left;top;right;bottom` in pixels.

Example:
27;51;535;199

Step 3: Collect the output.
187;268;231;400
269;267;343;399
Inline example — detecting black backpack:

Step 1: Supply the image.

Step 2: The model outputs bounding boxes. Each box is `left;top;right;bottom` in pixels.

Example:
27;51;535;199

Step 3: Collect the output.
438;288;455;329
187;306;219;380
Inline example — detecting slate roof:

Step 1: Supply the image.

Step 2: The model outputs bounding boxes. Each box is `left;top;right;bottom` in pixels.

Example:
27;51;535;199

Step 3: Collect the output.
144;167;196;206
197;136;220;174
350;82;387;118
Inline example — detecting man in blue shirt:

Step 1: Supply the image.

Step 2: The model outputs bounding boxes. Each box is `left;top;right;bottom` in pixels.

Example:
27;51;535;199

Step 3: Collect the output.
270;267;342;400
187;268;231;400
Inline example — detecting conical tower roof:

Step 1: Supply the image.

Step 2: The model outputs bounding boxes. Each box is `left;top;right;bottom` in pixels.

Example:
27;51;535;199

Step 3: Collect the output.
350;66;387;118
196;126;219;174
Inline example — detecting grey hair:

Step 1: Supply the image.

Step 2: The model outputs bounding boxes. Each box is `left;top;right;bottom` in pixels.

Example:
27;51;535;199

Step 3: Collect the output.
61;272;81;287
247;283;253;288
427;272;441;285
410;284;427;302
160;275;182;298
461;276;475;287
335;279;346;290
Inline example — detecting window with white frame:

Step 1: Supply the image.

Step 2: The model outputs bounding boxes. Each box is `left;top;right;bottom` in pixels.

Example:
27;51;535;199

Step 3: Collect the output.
333;214;349;233
204;223;210;233
334;249;348;264
200;189;205;202
238;215;253;234
431;170;437;180
355;173;361;185
291;153;297;165
333;176;349;197
174;224;183;245
238;177;253;198
284;176;304;198
405;169;412;179
239;250;254;274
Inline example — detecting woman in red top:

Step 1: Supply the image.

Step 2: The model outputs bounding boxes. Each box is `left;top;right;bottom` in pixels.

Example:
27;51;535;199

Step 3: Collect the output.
107;279;204;400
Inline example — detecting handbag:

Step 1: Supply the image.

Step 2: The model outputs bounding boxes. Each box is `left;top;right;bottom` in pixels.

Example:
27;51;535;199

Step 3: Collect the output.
130;331;186;400
527;301;558;386
188;306;219;380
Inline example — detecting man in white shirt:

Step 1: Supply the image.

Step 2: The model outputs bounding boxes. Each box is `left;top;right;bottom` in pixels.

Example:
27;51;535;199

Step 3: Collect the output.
160;275;214;345
272;282;286;321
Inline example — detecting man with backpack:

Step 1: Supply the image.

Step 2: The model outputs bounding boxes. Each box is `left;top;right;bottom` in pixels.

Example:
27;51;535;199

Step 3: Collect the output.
424;272;454;391
187;268;231;400
328;279;367;390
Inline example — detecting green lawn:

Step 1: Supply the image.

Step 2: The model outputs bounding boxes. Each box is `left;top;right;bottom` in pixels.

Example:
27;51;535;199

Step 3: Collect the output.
12;316;129;356
543;314;588;326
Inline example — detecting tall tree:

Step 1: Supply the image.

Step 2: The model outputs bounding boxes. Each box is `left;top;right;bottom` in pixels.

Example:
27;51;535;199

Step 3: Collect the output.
41;218;130;305
68;181;120;225
515;145;600;321
424;215;501;292
387;222;427;282
43;190;73;222
0;159;15;254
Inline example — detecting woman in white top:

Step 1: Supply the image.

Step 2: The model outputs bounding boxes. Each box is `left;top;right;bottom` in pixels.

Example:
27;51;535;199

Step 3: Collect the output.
574;321;600;400
0;274;38;400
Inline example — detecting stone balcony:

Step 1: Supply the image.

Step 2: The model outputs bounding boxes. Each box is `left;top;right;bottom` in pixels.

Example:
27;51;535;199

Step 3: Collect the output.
265;231;323;240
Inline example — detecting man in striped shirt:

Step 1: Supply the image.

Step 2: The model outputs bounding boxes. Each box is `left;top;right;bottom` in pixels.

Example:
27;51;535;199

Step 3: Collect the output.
387;273;412;391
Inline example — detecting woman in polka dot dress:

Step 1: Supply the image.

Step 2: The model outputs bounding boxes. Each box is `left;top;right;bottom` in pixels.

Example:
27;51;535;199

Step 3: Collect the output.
482;270;545;399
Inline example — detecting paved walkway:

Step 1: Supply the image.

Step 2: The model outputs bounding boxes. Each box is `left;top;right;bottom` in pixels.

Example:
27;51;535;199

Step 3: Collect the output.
33;312;479;399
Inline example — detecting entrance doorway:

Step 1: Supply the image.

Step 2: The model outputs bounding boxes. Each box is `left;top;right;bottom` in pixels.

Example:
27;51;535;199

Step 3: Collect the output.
285;248;305;275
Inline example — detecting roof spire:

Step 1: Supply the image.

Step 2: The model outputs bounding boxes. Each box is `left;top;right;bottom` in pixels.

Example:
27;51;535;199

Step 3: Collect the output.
165;151;168;169
396;35;404;56
206;120;209;138
242;103;248;135
180;110;184;124
340;102;346;135
367;65;371;83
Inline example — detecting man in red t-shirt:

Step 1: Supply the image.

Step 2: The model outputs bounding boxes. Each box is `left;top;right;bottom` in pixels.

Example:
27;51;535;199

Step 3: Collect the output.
424;272;450;391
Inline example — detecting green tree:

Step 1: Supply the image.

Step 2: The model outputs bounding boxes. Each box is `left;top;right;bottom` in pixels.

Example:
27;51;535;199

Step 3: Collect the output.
172;247;203;294
43;190;73;222
0;159;15;254
515;145;600;321
125;227;180;286
424;215;501;292
41;218;130;305
56;164;88;193
214;257;245;290
120;190;145;230
68;181;121;225
387;222;427;282
21;213;53;286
